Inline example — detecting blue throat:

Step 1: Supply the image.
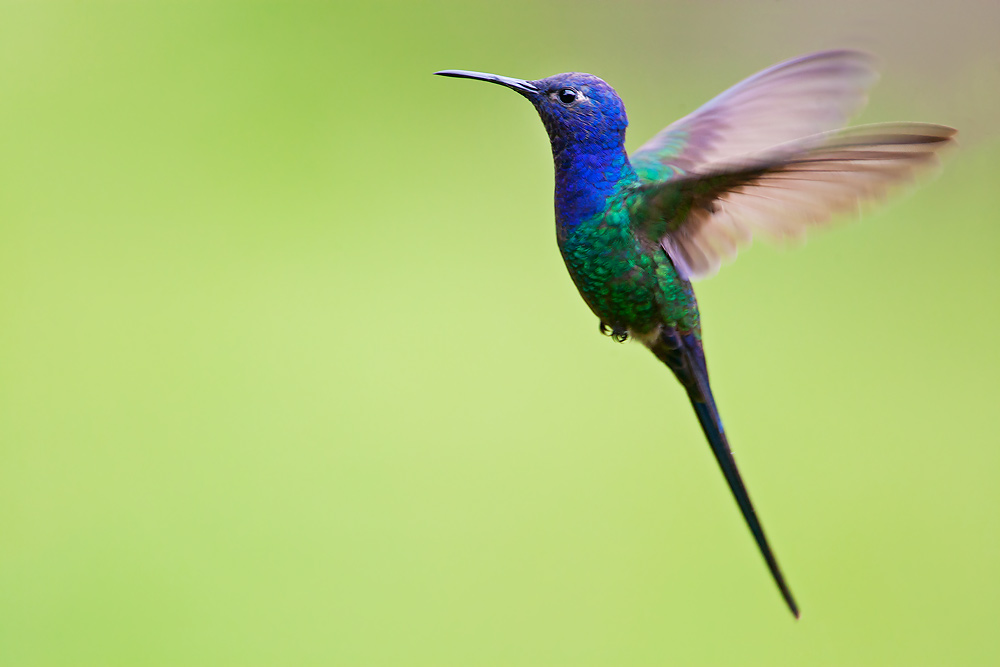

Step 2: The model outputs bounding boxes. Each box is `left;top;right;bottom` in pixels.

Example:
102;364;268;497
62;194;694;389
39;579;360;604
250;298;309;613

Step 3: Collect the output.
550;129;637;239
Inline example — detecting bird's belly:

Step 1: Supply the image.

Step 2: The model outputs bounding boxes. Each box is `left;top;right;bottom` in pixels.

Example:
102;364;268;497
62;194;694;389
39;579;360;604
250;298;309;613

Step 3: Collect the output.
559;227;661;334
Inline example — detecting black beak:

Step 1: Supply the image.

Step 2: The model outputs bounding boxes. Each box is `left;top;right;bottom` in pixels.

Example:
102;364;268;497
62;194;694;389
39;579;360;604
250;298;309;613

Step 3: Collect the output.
434;70;539;97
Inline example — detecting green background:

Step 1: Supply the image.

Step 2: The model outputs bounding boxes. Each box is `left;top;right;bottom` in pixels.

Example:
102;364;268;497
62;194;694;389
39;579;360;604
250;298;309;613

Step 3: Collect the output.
2;1;998;665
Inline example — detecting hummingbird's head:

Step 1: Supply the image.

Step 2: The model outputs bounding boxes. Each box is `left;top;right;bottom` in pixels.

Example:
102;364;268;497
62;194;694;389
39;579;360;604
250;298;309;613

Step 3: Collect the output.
434;69;628;153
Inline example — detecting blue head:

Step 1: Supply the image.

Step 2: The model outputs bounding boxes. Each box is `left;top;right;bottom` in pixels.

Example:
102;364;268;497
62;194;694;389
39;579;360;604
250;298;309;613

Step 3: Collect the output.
437;69;638;235
435;70;629;158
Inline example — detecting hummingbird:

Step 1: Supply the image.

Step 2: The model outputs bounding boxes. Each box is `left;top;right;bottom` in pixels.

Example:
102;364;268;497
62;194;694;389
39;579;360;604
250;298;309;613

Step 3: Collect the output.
435;50;954;618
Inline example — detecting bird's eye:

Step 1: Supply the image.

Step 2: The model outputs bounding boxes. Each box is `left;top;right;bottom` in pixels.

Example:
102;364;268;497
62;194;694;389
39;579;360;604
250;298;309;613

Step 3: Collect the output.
556;88;578;105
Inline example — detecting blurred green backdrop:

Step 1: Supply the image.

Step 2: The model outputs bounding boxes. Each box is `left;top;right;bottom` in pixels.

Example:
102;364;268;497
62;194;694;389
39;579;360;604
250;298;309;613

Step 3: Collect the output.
1;1;998;665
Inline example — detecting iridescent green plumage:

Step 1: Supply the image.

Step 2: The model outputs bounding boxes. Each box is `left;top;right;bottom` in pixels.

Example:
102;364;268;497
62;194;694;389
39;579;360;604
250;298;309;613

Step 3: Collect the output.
436;50;955;618
560;202;700;337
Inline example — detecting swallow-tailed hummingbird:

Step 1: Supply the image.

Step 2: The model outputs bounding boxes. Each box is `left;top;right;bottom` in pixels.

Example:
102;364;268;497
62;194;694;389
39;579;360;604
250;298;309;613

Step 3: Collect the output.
435;50;954;617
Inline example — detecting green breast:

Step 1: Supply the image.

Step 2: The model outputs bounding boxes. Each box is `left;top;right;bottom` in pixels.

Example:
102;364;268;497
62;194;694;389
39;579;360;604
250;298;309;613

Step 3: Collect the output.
558;205;700;335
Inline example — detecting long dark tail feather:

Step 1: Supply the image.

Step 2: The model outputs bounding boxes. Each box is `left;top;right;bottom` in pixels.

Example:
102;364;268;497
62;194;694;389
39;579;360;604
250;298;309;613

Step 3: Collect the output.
651;327;800;618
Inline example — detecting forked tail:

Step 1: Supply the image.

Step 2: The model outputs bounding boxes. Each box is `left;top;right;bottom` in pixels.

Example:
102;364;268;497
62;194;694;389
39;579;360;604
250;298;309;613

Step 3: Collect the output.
650;327;800;618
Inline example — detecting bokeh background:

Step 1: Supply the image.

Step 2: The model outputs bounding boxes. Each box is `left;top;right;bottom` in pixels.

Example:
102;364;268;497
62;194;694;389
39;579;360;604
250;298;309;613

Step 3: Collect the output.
1;1;998;665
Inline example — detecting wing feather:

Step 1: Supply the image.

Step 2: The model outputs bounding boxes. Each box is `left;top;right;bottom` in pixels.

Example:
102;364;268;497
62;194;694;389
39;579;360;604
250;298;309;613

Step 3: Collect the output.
630;50;880;182
654;123;956;280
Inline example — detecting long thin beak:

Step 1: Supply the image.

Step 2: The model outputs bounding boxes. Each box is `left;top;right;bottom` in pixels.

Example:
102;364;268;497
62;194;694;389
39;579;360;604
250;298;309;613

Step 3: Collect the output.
434;70;539;96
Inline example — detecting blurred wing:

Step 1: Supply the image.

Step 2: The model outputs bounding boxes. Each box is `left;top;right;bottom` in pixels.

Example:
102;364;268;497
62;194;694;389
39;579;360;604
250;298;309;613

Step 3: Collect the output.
645;123;956;280
630;50;880;183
